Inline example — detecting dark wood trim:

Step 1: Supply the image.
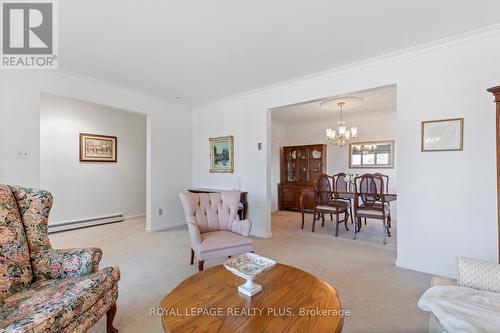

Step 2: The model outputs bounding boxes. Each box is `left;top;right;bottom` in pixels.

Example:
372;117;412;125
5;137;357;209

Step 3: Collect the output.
106;302;118;333
487;85;500;263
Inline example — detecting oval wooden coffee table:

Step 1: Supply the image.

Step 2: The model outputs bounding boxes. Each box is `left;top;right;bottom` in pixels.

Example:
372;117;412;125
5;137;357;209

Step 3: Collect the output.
160;263;343;333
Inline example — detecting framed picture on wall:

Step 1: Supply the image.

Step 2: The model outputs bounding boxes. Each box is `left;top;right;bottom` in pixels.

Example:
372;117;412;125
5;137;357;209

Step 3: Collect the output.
349;140;395;168
79;133;117;162
421;118;463;152
209;135;234;173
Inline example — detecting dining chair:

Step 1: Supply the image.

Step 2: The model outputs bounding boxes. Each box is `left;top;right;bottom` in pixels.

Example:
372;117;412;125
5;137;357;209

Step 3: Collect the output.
332;172;354;224
360;172;390;226
373;173;389;192
353;174;392;244
312;174;349;236
373;172;391;228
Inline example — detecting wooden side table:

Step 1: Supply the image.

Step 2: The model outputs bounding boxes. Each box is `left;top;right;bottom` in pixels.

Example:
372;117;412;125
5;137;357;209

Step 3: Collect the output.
160;264;344;333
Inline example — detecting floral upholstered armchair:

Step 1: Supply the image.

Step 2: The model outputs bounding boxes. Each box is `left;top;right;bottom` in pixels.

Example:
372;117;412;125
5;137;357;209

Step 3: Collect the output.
0;185;120;333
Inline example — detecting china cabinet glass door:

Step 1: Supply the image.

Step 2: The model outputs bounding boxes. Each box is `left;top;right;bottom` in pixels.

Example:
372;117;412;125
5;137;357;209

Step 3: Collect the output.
297;147;307;181
308;147;323;182
285;148;297;181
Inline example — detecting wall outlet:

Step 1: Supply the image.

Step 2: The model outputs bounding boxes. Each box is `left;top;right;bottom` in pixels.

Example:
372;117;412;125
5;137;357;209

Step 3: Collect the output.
16;151;30;160
257;143;262;150
158;208;163;216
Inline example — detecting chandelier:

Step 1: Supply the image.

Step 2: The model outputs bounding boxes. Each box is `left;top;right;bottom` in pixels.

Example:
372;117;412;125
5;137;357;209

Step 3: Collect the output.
325;101;358;146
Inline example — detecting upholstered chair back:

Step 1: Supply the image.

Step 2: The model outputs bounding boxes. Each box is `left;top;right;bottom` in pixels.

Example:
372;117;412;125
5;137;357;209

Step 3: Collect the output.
0;185;34;300
179;191;241;233
0;185;56;300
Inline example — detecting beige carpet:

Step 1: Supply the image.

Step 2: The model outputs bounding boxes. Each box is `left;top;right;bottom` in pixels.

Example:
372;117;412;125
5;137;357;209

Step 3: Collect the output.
49;211;431;333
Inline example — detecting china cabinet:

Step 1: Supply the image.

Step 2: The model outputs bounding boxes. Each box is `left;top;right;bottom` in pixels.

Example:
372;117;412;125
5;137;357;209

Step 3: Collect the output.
278;144;327;211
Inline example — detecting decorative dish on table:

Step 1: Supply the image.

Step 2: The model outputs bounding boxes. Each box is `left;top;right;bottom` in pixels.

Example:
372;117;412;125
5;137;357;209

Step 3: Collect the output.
223;253;276;296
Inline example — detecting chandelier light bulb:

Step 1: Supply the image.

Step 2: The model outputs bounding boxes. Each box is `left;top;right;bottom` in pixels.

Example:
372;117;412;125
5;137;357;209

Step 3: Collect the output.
338;126;346;135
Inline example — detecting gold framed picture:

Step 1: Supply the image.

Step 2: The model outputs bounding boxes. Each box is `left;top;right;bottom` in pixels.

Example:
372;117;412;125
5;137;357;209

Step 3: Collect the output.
209;136;234;173
79;133;117;162
421;118;464;152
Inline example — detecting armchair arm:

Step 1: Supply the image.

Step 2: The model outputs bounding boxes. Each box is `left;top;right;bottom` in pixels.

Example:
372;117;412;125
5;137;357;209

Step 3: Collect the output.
31;247;103;280
231;219;252;237
187;221;202;249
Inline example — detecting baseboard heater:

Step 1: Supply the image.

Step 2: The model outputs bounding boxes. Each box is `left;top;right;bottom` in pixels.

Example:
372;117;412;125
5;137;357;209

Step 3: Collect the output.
48;214;124;233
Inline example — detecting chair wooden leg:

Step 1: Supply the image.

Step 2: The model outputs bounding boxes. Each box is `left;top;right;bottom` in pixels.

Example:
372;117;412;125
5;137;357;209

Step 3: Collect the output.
312;213;317;232
198;260;204;271
106;303;118;333
364;217;367;225
321;213;325;227
382;218;387;245
349;206;354;224
344;211;349;231
301;203;305;229
330;213;333;221
387;215;392;237
190;248;194;265
335;213;339;237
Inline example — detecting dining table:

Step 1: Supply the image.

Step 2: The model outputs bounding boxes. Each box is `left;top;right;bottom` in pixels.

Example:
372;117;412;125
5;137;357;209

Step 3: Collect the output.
299;188;397;231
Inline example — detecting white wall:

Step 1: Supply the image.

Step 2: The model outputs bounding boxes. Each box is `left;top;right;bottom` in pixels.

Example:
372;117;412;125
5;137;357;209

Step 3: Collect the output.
40;94;146;224
271;121;286;211
193;28;500;277
272;109;397;213
0;71;191;232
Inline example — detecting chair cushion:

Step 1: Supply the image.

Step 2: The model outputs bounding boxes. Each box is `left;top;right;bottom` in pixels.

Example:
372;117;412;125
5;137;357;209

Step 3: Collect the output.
328;200;350;207
0;266;120;333
0;185;33;301
197;231;253;260
456;256;500;293
356;203;390;217
59;283;118;333
316;205;347;212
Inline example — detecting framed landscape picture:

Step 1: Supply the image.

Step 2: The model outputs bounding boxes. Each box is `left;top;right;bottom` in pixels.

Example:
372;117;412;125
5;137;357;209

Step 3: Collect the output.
349;140;395;169
209;135;234;173
79;133;117;162
421;118;463;152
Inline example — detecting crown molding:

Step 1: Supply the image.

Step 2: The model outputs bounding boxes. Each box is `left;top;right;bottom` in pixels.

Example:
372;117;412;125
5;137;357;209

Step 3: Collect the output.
47;69;189;108
194;23;500;110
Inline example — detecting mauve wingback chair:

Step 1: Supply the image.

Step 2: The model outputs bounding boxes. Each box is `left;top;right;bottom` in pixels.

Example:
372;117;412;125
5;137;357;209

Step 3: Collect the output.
179;191;253;271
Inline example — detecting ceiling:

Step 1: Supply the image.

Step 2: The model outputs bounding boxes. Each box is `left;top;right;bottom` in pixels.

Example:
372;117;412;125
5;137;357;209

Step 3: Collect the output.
271;85;396;124
59;1;500;105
